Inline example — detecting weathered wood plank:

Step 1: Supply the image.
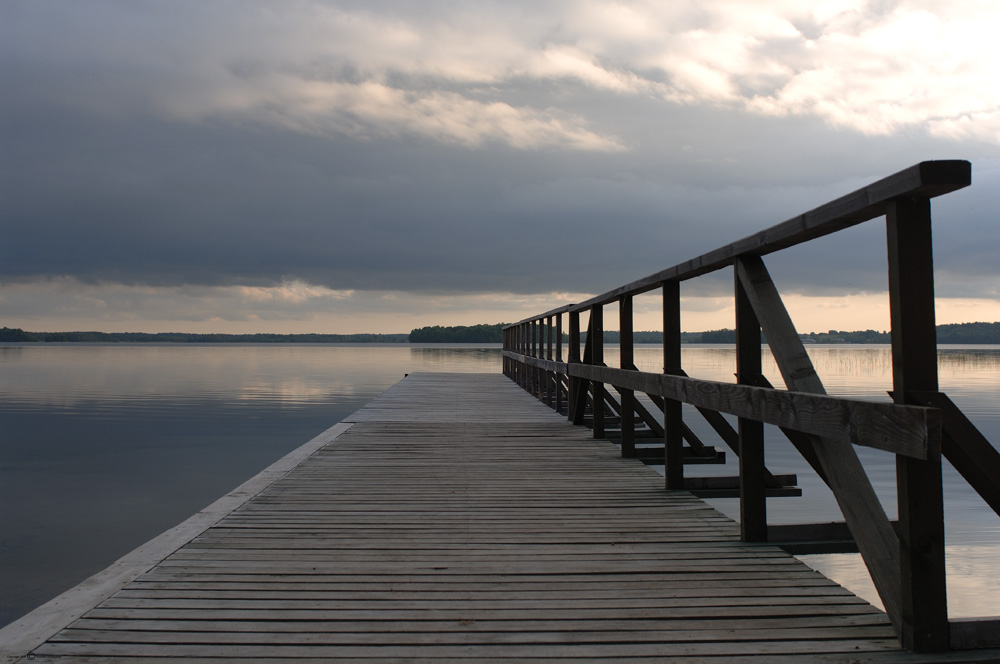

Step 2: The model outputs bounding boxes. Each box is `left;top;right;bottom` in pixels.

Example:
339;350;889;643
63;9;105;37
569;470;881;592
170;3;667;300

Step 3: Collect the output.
10;372;995;663
887;197;949;652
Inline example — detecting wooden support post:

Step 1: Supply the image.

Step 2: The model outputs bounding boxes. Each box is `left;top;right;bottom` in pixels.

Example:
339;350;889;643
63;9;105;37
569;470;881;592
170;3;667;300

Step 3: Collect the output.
887;196;948;653
568;311;582;423
513;324;518;385
542;316;555;408
663;281;684;490
591;305;605;439
523;322;530;391
735;255;904;639
619;296;636;458
524;322;530;390
537;320;544;399
556;314;564;414
502;328;507;376
573;315;596;425
530;319;539;398
507;328;513;378
735;268;767;541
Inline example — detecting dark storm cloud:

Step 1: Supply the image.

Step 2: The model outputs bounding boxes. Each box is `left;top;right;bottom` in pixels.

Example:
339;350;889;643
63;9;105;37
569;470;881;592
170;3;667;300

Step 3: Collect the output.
2;0;999;312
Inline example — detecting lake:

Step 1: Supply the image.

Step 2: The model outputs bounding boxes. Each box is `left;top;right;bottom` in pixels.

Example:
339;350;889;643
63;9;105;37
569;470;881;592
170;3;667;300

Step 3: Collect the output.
1;343;998;628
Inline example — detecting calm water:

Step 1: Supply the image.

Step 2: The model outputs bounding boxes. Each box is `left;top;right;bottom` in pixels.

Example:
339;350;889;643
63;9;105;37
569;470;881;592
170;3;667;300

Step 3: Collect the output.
1;343;998;628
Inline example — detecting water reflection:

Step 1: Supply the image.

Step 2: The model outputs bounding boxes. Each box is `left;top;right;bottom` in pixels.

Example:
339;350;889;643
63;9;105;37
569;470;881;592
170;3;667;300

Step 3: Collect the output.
627;344;1000;618
0;344;504;409
0;343;996;626
0;344;502;628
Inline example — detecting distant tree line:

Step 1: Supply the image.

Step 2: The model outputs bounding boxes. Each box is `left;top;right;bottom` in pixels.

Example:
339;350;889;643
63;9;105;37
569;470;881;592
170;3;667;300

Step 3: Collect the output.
934;322;1000;344
409;324;505;343
799;329;888;344
5;321;1000;345
506;321;1000;345
0;328;409;343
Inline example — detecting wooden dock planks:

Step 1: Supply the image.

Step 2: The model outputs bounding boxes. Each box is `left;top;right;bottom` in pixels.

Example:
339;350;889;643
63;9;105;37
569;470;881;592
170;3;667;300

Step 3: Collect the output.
8;373;999;662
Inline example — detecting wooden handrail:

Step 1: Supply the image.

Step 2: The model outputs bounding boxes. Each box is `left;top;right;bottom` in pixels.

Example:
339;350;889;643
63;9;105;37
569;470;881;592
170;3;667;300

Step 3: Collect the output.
509;160;970;324
505;350;939;458
500;160;1000;654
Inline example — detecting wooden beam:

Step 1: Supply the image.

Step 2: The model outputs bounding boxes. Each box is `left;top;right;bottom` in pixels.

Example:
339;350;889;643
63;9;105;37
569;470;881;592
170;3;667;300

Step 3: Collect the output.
569;312;586;425
633;445;726;465
564;161;970;312
950;618;1000;650
566;361;937;459
689;488;802;499
887;197;948;653
663;282;684;490
556;314;564;414
687;475;797;490
766;522;900;554
734;255;905;642
738;373;829;485
507;350;937;461
619;296;636;458
545;316;556;408
767;521;900;543
633;373;713;455
736;268;767;542
591;305;605;439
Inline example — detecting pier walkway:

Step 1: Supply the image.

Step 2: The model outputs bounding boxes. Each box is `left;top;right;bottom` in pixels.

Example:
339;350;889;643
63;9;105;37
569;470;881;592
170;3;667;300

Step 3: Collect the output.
3;372;997;662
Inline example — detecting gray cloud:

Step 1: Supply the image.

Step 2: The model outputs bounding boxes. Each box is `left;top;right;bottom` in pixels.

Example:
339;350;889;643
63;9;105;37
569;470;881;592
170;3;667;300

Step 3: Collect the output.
2;0;999;330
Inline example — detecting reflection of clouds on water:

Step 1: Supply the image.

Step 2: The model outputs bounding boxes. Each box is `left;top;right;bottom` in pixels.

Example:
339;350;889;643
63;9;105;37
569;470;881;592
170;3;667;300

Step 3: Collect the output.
409;346;503;373
1;343;997;623
0;343;507;628
0;344;505;410
802;544;1000;619
629;344;1000;619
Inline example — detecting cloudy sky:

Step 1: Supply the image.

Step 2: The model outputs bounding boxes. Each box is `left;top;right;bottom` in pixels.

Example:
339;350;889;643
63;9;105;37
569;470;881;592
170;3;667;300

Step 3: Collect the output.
2;0;999;334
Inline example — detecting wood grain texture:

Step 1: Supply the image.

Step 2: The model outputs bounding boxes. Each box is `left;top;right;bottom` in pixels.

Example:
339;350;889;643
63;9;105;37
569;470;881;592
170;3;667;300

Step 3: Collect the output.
14;373;999;663
886;199;949;652
563;360;937;458
735;255;904;639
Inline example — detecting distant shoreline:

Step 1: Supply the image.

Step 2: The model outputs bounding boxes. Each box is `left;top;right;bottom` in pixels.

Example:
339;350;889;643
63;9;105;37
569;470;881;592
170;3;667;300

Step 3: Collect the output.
4;321;1000;344
0;329;410;344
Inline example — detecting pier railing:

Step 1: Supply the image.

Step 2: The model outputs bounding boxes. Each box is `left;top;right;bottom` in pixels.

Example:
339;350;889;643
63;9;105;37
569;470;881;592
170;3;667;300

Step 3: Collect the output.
502;160;1000;653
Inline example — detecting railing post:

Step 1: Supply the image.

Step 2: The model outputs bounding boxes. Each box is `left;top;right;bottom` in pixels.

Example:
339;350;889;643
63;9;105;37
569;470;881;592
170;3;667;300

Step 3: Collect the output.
546;315;554;407
735;264;767;542
509;325;515;382
528;320;541;397
513;323;524;390
556;313;564;414
519;323;528;390
887;196;948;652
504;327;510;377
568;310;581;423
619;296;635;458
662;281;685;490
591;305;605;438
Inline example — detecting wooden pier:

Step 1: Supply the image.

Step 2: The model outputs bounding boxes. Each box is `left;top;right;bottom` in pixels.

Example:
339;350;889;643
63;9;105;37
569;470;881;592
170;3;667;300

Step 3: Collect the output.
502;160;1000;656
3;372;999;662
